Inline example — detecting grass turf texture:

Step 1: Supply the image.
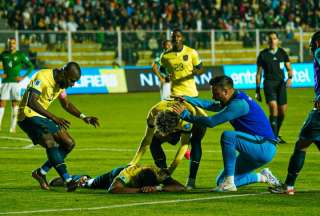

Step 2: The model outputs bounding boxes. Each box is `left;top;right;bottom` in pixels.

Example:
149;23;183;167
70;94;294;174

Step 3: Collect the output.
0;88;319;215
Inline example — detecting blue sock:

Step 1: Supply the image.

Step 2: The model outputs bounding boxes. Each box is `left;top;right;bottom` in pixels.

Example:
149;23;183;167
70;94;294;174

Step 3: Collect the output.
46;147;71;181
41;147;71;174
189;135;202;179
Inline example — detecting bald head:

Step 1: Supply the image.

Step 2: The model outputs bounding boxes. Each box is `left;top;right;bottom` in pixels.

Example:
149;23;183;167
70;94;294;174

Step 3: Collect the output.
58;62;81;88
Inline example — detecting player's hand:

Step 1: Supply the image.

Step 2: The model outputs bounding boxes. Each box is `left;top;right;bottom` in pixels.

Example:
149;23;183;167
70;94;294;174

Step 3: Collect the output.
51;116;70;130
140;186;157;193
15;76;24;82
83;116;100;128
172;102;186;115
171;95;185;102
159;76;165;84
286;78;292;87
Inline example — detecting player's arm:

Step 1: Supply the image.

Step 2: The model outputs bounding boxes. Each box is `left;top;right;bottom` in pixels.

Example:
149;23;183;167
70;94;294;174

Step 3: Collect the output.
167;133;190;174
173;99;249;128
183;96;222;112
192;49;204;75
0;54;7;79
27;89;70;129
284;51;293;87
108;179;142;194
130;126;155;165
16;53;34;82
255;53;263;102
152;61;165;83
58;92;99;127
162;177;186;192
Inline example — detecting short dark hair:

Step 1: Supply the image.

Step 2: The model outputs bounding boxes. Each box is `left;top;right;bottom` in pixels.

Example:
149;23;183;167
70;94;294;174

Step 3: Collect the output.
63;61;81;76
209;75;234;89
162;39;171;47
267;31;278;38
155;110;179;135
172;28;183;35
136;168;158;187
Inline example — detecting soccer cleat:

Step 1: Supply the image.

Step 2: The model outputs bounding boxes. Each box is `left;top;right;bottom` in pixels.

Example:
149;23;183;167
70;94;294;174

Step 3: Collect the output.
215;181;237;192
66;179;79;192
185;178;196;191
32;168;50;190
184;149;191;160
277;136;287;144
49;177;64;187
260;168;282;187
78;175;90;188
269;185;295;195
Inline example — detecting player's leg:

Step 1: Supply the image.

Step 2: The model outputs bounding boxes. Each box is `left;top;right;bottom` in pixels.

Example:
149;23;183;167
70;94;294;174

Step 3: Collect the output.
150;134;168;169
39;130;76;174
217;130;276;191
0;83;9;130
264;81;279;137
87;166;126;189
9;83;21;133
276;81;288;143
186;125;206;189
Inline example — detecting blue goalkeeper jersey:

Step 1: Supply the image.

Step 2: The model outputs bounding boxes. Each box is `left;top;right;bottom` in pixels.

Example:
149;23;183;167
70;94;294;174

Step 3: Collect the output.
313;48;320;98
181;91;276;141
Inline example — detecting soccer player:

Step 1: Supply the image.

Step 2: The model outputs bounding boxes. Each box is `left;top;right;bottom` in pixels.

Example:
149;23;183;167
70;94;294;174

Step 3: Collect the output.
49;164;186;193
160;29;206;188
0;37;34;132
269;31;320;195
256;32;293;143
130;99;206;189
17;62;99;192
152;40;172;100
172;76;281;192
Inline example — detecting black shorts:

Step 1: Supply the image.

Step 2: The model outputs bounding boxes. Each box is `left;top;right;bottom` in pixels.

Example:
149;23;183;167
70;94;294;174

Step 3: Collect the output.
263;80;287;105
299;110;320;149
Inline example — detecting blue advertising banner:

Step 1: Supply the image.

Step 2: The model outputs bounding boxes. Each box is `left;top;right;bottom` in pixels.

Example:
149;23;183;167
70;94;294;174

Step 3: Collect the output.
223;63;314;89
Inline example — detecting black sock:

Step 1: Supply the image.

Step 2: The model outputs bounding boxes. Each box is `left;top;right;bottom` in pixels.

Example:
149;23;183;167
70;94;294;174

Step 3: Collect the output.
285;150;306;186
269;116;278;136
46;147;70;181
189;136;202;179
277;115;285;135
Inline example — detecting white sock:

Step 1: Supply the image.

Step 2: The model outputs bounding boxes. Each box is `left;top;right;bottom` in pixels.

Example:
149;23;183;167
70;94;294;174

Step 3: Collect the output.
225;176;235;184
0;107;5;128
87;178;94;187
10;106;18;132
257;173;266;182
40;168;47;175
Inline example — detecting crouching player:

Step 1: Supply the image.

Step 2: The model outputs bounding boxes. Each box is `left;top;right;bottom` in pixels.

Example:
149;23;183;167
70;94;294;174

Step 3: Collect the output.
49;164;185;193
130;99;207;189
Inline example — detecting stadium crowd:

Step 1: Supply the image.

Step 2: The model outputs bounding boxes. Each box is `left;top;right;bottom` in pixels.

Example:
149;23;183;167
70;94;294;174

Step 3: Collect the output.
0;0;319;33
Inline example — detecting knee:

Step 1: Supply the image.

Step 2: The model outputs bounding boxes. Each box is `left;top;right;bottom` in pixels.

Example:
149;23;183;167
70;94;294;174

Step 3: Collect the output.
63;137;75;152
220;131;236;146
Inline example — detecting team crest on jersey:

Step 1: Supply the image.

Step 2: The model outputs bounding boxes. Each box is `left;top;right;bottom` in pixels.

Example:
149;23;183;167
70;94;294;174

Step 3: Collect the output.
183;55;188;61
34;80;41;87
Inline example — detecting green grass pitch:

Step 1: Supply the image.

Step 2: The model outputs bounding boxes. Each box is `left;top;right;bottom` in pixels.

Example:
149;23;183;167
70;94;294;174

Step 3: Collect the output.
0;88;320;215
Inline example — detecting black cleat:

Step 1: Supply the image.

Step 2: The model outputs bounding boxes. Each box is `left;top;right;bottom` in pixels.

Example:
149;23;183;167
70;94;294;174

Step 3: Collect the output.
32;168;50;190
49;177;64;187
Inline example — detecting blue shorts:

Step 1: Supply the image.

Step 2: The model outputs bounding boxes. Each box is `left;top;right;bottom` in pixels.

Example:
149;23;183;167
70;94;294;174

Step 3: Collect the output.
18;116;60;145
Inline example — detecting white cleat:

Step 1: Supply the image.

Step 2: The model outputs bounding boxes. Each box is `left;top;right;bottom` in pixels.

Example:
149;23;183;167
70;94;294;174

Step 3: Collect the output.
215;181;237;192
261;168;281;187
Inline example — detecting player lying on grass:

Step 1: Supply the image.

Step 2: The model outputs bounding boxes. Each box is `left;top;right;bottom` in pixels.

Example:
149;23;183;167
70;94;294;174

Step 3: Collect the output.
49;164;185;193
130;99;207;190
172;76;282;192
269;31;320;195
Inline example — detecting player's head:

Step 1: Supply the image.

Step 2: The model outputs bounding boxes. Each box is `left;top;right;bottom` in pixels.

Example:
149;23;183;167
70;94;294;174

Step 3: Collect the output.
267;31;279;49
309;31;320;55
171;29;184;49
7;37;16;52
59;62;81;88
136;168;158;187
162;40;172;51
155;110;179;136
209;75;234;104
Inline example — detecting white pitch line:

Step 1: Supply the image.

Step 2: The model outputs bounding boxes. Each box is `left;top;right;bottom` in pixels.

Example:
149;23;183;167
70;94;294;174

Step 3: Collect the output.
0;192;268;215
0;136;31;142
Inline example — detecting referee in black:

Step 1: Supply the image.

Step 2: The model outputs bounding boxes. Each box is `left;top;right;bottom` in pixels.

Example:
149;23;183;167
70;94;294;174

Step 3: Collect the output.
255;31;293;143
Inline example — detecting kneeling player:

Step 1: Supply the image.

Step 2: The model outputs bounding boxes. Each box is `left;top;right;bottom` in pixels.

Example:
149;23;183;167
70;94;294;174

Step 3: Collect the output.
49;164;185;193
130;99;207;189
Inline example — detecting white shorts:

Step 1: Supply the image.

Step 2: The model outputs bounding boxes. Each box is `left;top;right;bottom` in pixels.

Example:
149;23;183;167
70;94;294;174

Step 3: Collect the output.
160;82;171;100
0;82;21;101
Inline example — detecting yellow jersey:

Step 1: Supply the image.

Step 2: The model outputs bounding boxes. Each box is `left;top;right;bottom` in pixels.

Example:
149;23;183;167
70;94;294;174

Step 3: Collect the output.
160;45;201;97
146;99;206;132
113;165;162;187
18;69;64;121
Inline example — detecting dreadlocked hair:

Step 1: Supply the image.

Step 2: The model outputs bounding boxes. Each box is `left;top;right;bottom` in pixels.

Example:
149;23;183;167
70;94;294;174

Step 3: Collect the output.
155;110;179;135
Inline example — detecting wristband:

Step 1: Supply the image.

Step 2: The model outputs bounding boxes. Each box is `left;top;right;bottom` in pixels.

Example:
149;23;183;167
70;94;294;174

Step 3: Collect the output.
80;113;86;119
155;185;163;191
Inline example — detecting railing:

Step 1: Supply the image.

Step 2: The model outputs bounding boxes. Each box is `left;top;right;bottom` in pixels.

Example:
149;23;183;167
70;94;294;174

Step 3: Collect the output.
0;29;315;68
